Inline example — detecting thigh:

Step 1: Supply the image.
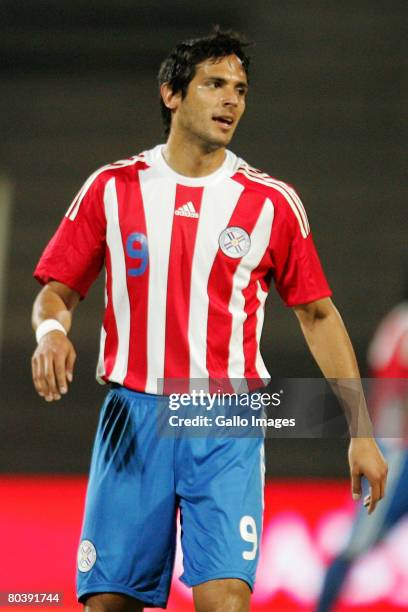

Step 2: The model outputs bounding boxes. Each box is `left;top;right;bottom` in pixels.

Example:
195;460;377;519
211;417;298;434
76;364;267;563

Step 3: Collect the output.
176;435;265;590
193;578;250;612
77;388;177;609
84;592;145;611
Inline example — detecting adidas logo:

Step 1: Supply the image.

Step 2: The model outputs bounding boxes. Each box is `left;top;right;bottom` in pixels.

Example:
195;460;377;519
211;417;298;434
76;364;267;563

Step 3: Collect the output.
174;201;199;218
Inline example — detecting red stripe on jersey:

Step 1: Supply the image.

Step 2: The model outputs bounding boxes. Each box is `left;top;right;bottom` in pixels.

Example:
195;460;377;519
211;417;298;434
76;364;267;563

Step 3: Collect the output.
163;185;204;393
102;246;119;379
115;169;150;391
242;251;272;389
206;190;269;391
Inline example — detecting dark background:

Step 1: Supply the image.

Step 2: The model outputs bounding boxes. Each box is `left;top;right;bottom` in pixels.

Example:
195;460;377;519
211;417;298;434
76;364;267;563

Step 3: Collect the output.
0;1;406;475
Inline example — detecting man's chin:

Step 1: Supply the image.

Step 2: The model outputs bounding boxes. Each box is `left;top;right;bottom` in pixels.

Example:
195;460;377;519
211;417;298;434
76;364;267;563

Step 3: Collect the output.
202;131;233;150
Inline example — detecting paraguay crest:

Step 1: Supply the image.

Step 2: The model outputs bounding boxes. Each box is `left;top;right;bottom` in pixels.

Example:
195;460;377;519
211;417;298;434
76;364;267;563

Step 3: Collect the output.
77;539;97;572
219;226;251;259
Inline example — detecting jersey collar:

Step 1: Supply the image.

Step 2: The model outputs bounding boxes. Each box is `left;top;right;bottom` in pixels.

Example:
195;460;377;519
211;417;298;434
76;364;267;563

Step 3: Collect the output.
145;144;238;186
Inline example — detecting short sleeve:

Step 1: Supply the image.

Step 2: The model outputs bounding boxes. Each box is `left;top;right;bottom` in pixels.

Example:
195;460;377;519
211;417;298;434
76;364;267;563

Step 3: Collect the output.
34;172;106;298
269;187;332;306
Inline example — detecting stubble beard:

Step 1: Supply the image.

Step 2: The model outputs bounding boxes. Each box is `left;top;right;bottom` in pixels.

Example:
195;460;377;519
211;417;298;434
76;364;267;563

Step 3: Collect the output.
179;111;233;153
194;123;233;153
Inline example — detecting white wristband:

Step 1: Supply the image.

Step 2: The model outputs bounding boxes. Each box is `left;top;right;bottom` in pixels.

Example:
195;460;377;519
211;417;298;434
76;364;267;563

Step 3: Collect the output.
36;319;67;344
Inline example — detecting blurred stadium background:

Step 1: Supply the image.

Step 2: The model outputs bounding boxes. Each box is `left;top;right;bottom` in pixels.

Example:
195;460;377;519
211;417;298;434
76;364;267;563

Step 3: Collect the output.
0;1;406;610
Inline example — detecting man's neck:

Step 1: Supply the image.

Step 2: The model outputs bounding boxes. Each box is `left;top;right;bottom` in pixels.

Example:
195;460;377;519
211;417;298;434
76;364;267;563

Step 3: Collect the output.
163;132;226;178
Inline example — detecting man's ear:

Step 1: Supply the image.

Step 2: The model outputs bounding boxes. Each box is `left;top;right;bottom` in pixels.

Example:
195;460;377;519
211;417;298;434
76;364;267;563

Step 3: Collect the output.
160;83;181;111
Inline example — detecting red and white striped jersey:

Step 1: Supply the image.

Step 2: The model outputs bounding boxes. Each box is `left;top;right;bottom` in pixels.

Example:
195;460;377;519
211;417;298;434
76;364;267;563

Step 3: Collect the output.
368;302;408;379
367;302;408;444
34;144;332;394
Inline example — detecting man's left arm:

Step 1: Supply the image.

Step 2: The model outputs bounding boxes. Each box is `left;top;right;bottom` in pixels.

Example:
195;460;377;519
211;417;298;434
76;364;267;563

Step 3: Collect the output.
293;296;388;514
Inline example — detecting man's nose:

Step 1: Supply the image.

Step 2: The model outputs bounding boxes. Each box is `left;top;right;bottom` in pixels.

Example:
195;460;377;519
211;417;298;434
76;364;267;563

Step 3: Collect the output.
222;87;239;106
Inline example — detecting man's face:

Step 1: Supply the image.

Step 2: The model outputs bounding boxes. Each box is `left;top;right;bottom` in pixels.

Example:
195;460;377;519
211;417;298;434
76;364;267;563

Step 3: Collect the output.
171;54;248;149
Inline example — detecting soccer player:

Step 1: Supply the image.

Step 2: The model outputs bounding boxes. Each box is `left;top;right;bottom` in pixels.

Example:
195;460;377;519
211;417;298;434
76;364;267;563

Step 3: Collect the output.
317;293;408;612
31;28;387;612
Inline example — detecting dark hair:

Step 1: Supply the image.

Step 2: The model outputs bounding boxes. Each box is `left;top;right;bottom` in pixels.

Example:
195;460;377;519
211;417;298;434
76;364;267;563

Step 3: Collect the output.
158;26;251;138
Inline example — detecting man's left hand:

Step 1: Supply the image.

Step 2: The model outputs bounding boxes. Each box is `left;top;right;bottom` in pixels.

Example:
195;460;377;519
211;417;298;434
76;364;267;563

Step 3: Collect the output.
348;438;388;514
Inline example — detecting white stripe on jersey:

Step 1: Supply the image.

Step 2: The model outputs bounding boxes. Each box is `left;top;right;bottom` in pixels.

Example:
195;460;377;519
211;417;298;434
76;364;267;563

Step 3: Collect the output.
238;165;310;238
66;155;145;221
188;179;245;383
96;272;108;382
284;183;310;234
259;443;266;512
96;325;107;383
255;280;270;381
140;168;177;394
104;177;131;383
227;198;274;382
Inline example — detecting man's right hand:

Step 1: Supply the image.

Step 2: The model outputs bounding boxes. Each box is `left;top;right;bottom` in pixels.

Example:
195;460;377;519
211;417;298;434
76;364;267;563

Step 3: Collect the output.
31;331;77;401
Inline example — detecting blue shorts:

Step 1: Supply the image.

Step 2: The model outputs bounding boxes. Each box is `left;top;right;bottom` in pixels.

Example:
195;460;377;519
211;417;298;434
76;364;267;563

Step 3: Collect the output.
76;386;265;608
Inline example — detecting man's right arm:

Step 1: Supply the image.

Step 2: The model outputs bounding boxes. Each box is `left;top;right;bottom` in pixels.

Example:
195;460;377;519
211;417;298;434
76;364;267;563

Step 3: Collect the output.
31;281;80;402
